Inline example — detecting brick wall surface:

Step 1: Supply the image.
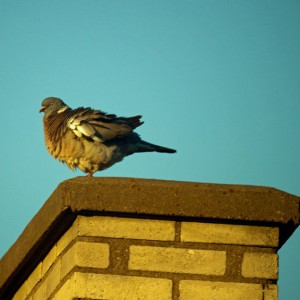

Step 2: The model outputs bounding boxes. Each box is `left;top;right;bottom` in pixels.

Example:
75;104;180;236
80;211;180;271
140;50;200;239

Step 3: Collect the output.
13;216;279;300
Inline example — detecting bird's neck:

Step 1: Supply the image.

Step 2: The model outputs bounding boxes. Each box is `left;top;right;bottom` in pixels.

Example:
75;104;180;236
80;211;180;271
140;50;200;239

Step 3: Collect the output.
43;109;70;143
57;105;69;114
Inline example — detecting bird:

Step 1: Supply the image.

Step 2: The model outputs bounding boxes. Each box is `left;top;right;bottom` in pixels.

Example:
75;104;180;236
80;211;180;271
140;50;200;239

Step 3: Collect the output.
39;97;176;176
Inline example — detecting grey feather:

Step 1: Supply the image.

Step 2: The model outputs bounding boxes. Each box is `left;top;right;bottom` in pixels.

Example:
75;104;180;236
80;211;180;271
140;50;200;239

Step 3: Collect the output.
40;97;176;176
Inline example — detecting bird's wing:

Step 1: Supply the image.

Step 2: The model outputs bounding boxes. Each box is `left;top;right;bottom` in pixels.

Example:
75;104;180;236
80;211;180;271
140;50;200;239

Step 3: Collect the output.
67;107;143;142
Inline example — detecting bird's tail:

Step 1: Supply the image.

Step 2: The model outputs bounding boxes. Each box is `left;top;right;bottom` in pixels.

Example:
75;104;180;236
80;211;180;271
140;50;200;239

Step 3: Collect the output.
136;141;176;153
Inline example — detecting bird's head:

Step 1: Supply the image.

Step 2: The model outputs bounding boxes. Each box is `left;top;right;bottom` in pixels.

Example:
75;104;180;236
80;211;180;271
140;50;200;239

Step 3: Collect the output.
39;97;69;117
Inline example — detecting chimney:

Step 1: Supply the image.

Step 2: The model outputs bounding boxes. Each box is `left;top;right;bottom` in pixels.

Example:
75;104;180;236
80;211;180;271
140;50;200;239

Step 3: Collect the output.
0;177;299;299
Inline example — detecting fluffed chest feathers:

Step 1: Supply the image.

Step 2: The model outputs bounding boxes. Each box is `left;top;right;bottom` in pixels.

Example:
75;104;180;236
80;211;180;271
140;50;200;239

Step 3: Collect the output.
44;128;119;173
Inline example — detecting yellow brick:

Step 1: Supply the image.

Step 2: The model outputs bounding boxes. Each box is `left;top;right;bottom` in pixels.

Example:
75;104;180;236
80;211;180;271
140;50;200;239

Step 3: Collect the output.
52;278;70;300
77;216;175;241
264;284;278;300
129;245;226;275
242;252;278;279
61;241;109;278
42;244;57;277
181;222;279;247
179;280;263;300
46;259;61;299
12;281;27;300
32;278;46;300
70;272;172;300
26;262;42;295
56;220;78;256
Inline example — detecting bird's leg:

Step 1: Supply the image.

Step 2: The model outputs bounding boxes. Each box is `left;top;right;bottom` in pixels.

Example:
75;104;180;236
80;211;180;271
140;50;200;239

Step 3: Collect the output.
87;171;95;177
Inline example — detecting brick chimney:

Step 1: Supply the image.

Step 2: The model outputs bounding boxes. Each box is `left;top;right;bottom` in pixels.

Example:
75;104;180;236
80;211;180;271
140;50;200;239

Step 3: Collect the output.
0;177;299;300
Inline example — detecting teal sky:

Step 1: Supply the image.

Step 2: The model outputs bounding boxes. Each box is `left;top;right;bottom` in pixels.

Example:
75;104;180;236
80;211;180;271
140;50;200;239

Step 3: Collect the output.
0;1;300;298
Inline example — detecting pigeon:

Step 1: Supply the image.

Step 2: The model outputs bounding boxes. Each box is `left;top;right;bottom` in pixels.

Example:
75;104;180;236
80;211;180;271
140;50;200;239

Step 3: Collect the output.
39;97;176;176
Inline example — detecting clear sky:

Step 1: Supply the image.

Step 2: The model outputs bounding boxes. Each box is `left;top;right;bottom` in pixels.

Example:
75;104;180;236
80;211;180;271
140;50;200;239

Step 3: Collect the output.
0;0;299;298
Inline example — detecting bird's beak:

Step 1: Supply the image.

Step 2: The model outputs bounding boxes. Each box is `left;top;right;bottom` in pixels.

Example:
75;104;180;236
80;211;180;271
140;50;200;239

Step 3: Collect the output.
39;106;46;113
